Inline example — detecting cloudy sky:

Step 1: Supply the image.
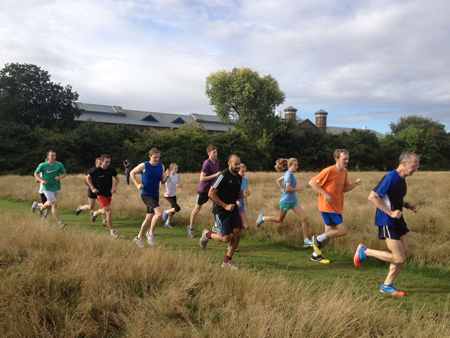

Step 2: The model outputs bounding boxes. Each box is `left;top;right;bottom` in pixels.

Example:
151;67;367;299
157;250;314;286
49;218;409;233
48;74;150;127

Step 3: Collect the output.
1;0;449;134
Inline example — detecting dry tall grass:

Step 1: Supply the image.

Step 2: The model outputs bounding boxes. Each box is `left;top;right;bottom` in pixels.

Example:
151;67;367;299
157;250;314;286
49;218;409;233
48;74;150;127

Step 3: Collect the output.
0;212;448;337
2;171;449;268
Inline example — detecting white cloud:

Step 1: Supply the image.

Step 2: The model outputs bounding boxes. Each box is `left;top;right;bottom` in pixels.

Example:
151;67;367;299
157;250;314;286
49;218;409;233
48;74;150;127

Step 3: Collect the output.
0;0;449;134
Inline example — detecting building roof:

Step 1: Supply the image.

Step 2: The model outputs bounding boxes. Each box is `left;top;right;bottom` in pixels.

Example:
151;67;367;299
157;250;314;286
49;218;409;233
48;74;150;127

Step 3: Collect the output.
327;126;385;138
74;102;234;132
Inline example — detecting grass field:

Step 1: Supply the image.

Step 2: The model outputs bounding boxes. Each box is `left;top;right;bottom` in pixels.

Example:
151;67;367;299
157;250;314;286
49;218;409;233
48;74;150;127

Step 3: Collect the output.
0;171;449;337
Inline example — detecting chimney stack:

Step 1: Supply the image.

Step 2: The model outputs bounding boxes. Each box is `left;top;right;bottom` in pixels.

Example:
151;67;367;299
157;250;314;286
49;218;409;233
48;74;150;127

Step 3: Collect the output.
284;106;297;121
315;109;328;132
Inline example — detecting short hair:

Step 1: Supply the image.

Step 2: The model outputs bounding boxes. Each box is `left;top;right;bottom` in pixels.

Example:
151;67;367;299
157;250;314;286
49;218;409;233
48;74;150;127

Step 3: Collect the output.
334;149;349;159
207;145;217;154
149;148;160;156
47;150;56;156
100;154;110;161
239;163;247;171
399;151;419;164
169;163;178;170
95;157;102;164
228;154;240;162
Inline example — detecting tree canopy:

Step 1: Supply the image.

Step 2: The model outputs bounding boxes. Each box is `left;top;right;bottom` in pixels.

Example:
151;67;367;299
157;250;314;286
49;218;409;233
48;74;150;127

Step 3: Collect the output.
0;63;80;131
205;67;286;135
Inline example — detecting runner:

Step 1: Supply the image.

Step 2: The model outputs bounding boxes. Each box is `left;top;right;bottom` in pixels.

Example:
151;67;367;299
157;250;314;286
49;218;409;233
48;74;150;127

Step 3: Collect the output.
32;150;67;228
187;145;220;238
86;154;120;239
256;158;313;248
131;148;169;247
35;171;50;221
309;149;362;263
199;155;250;270
160;163;183;228
354;151;420;297
75;157;107;227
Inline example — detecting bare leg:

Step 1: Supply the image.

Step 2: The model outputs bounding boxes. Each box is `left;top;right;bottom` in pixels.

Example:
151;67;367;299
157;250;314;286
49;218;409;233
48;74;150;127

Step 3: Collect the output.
322;222;348;249
227;228;241;258
263;209;288;223
366;235;408;285
291;204;308;239
240;213;249;230
138;213;154;239
50;202;61;222
189;204;202;229
149;206;163;234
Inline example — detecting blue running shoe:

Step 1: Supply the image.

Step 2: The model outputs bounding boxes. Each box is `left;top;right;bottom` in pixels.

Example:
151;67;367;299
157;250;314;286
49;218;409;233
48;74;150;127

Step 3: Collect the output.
162;210;169;222
380;284;405;297
354;244;368;268
164;221;173;228
256;214;265;227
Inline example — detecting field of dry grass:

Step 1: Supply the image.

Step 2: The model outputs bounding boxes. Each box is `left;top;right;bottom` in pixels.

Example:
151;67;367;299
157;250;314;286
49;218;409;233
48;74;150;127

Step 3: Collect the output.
2;170;449;267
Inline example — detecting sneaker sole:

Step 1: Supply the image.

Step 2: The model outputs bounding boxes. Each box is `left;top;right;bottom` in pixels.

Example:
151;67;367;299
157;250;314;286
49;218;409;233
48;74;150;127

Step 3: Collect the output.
354;244;364;268
312;236;322;256
311;257;330;264
380;289;405;297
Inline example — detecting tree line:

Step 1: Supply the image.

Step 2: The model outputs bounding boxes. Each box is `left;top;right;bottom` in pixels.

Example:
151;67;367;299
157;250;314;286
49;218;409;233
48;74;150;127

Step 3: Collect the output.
1;63;449;174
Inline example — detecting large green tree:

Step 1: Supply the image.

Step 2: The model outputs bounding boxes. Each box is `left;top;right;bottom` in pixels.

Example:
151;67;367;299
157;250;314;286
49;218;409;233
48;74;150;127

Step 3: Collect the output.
205;67;286;135
0;63;80;130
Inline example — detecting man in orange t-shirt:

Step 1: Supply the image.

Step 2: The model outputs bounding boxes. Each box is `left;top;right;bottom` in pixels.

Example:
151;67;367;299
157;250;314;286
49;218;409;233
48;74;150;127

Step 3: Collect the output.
308;149;362;263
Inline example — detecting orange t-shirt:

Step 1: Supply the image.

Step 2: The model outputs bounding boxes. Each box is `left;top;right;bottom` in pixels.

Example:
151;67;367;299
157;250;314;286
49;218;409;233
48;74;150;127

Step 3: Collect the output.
312;165;350;215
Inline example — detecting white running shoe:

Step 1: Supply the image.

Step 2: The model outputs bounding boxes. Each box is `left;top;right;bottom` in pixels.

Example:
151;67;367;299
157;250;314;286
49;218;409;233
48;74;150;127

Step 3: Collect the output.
199;229;210;249
222;260;239;270
31;201;38;213
102;220;108;227
303;238;313;248
134;236;144;248
146;232;155;246
187;227;195;238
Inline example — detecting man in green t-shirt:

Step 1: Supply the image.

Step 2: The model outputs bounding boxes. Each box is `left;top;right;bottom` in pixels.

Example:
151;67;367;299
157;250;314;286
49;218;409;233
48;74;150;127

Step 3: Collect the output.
33;150;67;228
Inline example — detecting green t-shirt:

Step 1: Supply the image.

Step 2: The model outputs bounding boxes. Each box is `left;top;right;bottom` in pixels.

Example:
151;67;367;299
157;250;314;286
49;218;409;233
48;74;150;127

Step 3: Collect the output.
35;161;67;191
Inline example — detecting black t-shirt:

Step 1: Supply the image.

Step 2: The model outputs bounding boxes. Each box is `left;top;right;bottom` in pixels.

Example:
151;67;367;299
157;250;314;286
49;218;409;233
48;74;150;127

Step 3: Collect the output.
211;169;242;214
88;166;118;197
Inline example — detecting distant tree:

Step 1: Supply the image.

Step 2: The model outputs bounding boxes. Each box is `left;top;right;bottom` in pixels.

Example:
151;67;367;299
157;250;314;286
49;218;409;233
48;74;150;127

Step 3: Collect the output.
205;67;286;136
0;63;80;131
387;115;450;170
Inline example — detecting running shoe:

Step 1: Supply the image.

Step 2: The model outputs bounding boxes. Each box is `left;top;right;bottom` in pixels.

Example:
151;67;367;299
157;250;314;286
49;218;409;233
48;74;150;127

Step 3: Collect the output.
146;232;155;246
354;244;368;268
164;221;173;228
211;225;220;234
42;215;49;222
90;211;97;223
31;201;38;213
199;229;210;249
303;238;313;248
312;235;322;255
111;231;118;239
102;220;108;227
75;204;83;216
222;260;239;270
310;254;330;264
59;221;67;229
37;208;42;216
134;236;144;248
187;227;195;238
256;213;265;227
162;210;169;222
380;284;405;297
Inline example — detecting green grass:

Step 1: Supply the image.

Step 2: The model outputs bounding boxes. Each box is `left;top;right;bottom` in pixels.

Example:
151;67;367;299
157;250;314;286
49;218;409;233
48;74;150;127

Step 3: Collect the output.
3;198;449;316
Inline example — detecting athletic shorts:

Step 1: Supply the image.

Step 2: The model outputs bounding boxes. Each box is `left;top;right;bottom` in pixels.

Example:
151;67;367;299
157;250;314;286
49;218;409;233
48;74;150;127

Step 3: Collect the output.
40;193;47;204
280;200;299;211
239;209;246;215
321;212;343;226
214;213;243;237
165;196;181;213
141;194;160;214
378;218;409;240
196;191;210;205
43;190;58;203
87;188;98;199
97;195;112;210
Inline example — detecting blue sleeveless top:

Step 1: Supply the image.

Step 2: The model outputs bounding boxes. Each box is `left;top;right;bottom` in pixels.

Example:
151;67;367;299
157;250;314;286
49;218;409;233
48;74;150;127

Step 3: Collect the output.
141;161;163;196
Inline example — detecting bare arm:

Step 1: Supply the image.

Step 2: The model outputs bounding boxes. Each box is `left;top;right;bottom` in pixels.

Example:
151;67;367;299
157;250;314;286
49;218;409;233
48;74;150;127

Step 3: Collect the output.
34;172;47;185
200;171;220;182
86;174;99;194
130;163;146;190
111;175;120;193
368;191;402;218
83;176;90;187
161;167;169;184
343;179;362;192
55;173;67;181
285;181;305;193
276;176;284;191
309;179;332;202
